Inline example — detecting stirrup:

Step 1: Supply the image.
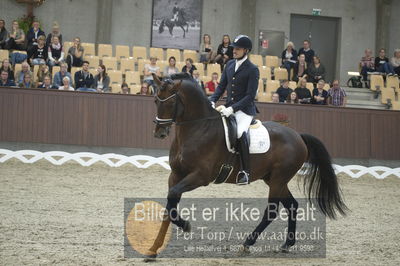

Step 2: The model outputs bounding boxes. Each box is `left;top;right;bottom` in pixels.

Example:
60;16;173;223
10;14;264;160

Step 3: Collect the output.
236;170;250;185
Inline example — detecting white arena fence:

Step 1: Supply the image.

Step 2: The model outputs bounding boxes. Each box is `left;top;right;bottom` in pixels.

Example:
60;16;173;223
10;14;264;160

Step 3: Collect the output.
0;149;399;179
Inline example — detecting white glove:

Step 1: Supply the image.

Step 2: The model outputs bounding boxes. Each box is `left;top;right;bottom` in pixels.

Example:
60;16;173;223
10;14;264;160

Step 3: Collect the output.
210;101;216;109
220;106;234;117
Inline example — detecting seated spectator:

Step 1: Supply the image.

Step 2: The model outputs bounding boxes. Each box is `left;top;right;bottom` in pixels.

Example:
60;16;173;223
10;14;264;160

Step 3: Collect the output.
137;82;152;95
120;83;131;94
390;49;400;76
192;70;204;90
359;48;375;83
143;56;161;89
19;72;34;88
75;61;95;91
53;62;72;87
58;76;74;91
26;20;45;53
16;62;32;84
199;34;215;64
47;36;64;68
0;70;16;87
328;79;347;107
46;21;62;47
214;35;233;70
295;78;312;104
293;54;308;82
0;59;15;82
286;91;299;104
281;41;297;80
5;20;25;51
29;35;47;66
0;19;8;49
312;79;328;105
66;37;84;72
38;75;57;89
163;56;179;76
205;72;219;95
308;56;326;84
375;48;395;75
36;64;50;87
298;40;315;65
271;92;280;103
93;64;110;92
276;79;293;103
182;58;196;76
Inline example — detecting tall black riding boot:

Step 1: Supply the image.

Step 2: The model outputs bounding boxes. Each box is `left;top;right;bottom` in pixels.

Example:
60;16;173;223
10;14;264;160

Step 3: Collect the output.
236;132;250;185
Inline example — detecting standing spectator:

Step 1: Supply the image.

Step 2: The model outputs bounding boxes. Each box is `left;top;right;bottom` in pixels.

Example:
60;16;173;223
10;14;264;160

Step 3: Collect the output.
137;82;152;95
47;36;64;68
29;35;47;65
293;54;308;82
214;35;233;70
66;37;84;72
6;20;25;51
192;70;204;90
46;21;62;47
281;41;297;80
276;79;293;103
0;19;9;49
308;56;326;85
93;64;110;92
390;49;400;76
205;72;219;96
328;79;347;107
26;20;45;53
16;62;32;84
0;59;14;82
36;64;50;87
58;76;74;91
53;62;72;87
120;83;131;94
359;48;375;83
0;70;16;86
199;34;215;64
295;78;312;104
271;92;280;103
19;72;34;88
74;61;95;91
181;58;196;76
163;56;179;76
143;56;161;89
312;79;328;105
375;48;395;75
298;40;315;64
286;91;299;104
38;75;57;89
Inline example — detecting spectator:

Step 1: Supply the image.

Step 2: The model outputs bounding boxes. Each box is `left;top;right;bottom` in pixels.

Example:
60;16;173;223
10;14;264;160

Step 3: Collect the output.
0;19;8;49
36;64;50;87
163;56;179;76
53;62;72;87
390;49;400;76
199;34;215;64
0;70;16;86
328;79;347;107
5;20;25;51
295;78;312;104
281;41;297;80
29;35;47;66
46;21;62;47
192;70;204;90
38;75;57;89
137;82;152;95
375;48;395;75
286;91;299;104
276;79;293;103
19;72;34;88
359;48;375;83
58;76;74;91
93;64;110;92
182;58;196;76
214;35;233;70
293;54;308;82
308;56;326;84
298;40;315;64
312;79;328;105
74;61;95;91
143;56;161;89
271;92;280;103
16;62;32;84
66;37;84;72
47;36;64;68
205;72;219;96
0;59;15;82
120;83;131;94
26;20;45;53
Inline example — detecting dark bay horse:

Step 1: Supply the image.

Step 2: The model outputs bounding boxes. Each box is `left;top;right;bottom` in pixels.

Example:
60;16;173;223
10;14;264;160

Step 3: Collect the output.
158;11;189;38
147;73;347;260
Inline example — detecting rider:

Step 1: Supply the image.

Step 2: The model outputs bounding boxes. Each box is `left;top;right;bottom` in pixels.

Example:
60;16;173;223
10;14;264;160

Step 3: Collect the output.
209;35;259;185
171;2;180;22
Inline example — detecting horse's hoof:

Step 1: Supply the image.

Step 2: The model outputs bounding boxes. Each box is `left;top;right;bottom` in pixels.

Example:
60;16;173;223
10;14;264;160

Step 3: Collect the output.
237;245;250;256
183;221;191;232
280;243;291;253
143;253;157;262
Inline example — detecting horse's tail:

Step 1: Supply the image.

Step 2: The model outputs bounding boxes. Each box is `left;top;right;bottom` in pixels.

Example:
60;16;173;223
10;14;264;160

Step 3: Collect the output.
300;133;348;219
159;19;165;33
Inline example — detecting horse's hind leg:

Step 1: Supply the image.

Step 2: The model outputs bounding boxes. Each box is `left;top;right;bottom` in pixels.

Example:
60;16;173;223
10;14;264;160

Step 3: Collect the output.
181;26;186;38
280;189;298;252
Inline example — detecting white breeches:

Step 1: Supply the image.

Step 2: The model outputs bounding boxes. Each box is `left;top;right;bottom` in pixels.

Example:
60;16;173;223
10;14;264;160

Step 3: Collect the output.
234;110;253;138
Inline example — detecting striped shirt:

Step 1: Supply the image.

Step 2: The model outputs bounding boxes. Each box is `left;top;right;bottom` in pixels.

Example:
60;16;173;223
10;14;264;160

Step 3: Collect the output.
328;87;347;106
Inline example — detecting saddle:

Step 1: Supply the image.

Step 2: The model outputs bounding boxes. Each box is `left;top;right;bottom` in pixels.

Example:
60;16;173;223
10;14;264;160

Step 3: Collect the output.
225;117;258;152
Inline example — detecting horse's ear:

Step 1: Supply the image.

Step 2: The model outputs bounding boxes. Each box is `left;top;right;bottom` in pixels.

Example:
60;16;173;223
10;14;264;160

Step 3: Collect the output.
152;73;162;86
172;80;183;92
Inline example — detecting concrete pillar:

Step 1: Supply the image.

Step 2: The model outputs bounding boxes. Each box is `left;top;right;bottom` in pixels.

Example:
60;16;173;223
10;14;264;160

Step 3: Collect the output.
239;0;257;42
95;0;113;45
375;0;392;52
